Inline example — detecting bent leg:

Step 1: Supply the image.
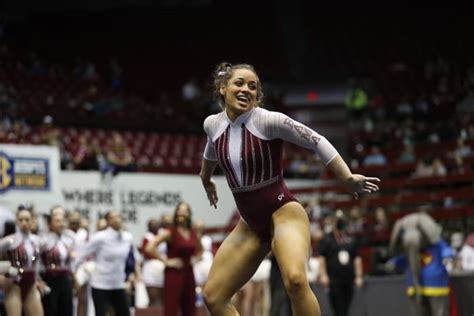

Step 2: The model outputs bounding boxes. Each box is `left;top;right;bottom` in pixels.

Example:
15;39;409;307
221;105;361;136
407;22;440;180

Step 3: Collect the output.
23;285;44;316
203;219;270;316
272;202;321;316
4;285;22;316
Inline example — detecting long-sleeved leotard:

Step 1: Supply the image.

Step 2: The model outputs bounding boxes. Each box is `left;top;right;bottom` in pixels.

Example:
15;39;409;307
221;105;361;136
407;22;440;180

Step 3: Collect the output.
203;107;338;241
0;232;41;300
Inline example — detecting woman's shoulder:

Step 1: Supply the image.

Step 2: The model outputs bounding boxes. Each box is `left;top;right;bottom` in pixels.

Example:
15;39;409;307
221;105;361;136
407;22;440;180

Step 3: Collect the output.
121;230;134;242
203;112;228;138
203;112;225;127
29;233;42;245
252;107;288;123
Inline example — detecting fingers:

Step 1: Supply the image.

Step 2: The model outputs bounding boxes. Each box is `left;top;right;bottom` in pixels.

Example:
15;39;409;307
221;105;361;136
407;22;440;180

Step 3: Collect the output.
364;181;379;192
207;190;218;208
363;177;380;192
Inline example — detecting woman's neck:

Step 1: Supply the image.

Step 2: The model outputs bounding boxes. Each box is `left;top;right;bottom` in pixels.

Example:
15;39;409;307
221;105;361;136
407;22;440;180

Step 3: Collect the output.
225;108;239;122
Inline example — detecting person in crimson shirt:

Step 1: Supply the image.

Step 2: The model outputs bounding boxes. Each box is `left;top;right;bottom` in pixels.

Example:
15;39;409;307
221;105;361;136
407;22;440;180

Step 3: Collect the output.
317;213;363;316
40;210;75;316
0;206;44;316
145;202;202;316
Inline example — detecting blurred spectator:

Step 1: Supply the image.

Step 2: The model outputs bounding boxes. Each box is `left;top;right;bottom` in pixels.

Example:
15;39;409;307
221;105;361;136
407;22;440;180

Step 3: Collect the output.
287;153;310;177
193;219;214;289
0;205;15;238
75;211;136;316
395;98;413;120
74;136;99;170
458;233;474;271
451;137;472;160
96;218;108;231
398;142;416;164
318;212;363;316
140;217;166;307
181;77;201;102
373;207;388;233
40;115;61;146
239;258;271;316
347;206;365;235
105;133;136;176
431;158;447;177
363;145;387;167
388;212;450;316
452;154;472;175
345;81;368;117
447;232;465;272
413;157;434;178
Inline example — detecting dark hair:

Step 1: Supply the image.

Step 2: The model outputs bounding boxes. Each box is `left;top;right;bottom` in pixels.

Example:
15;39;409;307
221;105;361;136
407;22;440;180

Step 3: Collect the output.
17;203;33;212
3;221;16;237
212;62;264;110
147;218;160;233
104;211;114;222
16;207;33;217
173;202;192;228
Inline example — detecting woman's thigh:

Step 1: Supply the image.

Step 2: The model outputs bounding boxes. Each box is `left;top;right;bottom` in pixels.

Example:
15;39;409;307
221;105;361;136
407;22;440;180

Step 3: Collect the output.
271;202;311;281
23;285;44;316
4;285;22;316
205;219;270;301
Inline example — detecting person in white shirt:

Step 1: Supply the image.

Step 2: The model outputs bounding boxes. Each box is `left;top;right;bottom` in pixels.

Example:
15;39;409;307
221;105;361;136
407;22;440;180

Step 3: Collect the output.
75;211;137;316
459;233;474;271
140;217;168;307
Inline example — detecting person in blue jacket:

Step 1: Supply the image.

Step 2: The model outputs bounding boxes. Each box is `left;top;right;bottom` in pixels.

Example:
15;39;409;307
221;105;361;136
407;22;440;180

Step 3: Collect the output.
388;212;453;316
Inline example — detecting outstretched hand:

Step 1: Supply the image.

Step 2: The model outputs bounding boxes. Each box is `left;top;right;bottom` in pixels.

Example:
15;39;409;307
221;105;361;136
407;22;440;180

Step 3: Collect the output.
346;174;380;199
202;179;218;208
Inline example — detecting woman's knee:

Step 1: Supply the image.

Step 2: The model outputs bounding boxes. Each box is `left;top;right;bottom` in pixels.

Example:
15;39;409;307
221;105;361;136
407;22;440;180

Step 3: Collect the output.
202;282;221;309
282;269;307;296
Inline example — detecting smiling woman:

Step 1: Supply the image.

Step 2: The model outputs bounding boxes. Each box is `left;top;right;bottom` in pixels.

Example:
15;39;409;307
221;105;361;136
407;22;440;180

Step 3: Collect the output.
199;62;381;316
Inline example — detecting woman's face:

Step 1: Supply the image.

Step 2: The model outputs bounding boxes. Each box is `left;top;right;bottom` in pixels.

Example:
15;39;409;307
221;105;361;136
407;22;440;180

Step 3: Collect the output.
17;210;32;233
175;203;191;227
220;68;258;118
50;214;65;234
107;212;122;230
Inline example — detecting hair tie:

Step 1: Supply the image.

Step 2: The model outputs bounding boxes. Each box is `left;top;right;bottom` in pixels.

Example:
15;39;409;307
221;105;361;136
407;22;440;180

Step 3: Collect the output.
217;71;226;77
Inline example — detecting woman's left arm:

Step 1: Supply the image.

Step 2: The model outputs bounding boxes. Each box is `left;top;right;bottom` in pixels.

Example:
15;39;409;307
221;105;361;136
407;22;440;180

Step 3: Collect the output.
327;155;380;199
270;112;380;198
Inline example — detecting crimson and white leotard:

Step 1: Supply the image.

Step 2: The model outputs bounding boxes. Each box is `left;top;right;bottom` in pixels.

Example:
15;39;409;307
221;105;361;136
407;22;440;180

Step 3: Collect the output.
0;232;41;300
203;107;338;241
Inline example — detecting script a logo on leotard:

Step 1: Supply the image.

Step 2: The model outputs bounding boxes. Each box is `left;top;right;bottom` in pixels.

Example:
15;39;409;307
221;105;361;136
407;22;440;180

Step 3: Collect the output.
278;193;284;201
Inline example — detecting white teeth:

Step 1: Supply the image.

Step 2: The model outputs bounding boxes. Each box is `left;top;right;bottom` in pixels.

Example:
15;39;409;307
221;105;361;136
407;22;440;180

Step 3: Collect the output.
237;95;249;102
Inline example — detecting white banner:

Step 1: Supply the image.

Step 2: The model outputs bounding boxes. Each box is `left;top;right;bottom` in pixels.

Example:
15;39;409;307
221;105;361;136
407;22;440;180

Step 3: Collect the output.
0;144;63;213
60;171;315;243
60;171;237;243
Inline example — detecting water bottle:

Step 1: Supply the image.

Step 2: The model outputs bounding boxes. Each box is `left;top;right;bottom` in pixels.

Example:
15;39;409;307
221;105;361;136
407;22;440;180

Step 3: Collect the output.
195;286;204;307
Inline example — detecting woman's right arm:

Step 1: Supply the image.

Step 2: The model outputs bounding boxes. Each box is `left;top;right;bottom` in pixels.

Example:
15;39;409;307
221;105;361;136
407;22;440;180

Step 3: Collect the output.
200;159;219;208
73;233;101;270
144;230;171;262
